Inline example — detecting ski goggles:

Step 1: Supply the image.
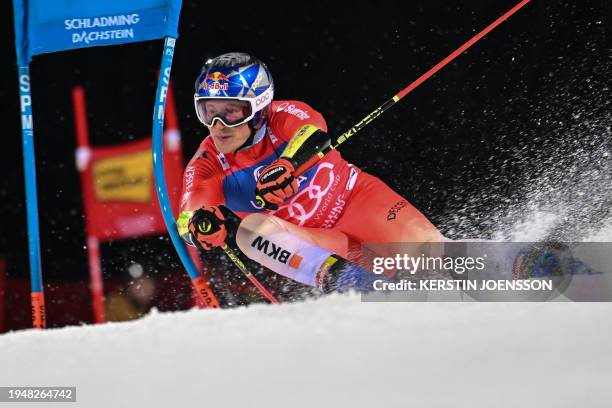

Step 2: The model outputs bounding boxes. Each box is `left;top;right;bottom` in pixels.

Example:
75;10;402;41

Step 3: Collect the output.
194;87;274;128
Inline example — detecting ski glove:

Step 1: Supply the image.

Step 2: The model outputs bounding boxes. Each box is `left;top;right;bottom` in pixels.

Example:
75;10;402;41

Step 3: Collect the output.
188;205;227;250
255;158;299;210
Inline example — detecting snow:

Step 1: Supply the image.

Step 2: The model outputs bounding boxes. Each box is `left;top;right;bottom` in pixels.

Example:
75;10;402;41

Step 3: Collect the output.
1;294;611;407
2;58;610;407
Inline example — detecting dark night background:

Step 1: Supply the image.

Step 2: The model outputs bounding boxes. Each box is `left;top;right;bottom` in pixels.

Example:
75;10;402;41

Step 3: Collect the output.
0;1;610;324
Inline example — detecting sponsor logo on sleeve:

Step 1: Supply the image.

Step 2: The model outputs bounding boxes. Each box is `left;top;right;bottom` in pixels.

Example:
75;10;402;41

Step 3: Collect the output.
275;102;311;120
184;166;196;192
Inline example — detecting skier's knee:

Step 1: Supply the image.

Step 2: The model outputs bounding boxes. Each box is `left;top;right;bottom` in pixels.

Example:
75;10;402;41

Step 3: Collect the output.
237;213;334;287
396;219;446;243
237;213;380;292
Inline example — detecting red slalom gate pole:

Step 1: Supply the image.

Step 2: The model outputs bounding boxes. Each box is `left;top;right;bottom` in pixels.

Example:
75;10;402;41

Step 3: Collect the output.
86;236;106;323
72;86;106;324
297;0;531;174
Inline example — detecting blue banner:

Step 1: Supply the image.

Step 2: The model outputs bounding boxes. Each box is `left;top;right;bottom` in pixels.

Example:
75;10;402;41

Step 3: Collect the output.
13;0;182;64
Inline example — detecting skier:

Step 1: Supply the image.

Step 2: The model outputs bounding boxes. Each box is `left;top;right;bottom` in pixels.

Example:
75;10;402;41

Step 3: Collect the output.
177;52;444;292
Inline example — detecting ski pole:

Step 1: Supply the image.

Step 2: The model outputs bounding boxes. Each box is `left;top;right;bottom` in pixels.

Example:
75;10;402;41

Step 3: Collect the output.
196;206;280;304
297;0;531;175
220;244;280;304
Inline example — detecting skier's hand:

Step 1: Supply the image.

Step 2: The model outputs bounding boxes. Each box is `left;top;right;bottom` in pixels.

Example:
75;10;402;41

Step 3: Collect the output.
255;158;298;210
188;205;227;250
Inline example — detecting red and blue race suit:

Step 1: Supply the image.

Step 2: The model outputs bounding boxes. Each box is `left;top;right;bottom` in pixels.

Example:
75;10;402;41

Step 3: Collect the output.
179;100;442;258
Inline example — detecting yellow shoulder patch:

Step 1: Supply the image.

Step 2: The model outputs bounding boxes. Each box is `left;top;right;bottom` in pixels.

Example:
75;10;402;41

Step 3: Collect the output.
281;124;320;159
176;210;193;238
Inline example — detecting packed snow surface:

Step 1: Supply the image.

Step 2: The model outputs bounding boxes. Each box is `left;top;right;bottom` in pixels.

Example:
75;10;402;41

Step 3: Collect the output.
1;294;611;408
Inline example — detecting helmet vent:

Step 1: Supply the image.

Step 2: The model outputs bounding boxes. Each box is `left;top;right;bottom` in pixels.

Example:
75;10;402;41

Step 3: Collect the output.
208;52;253;68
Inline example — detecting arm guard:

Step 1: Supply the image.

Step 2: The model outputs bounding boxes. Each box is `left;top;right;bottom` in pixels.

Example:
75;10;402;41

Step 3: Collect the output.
177;210;196;247
280;124;331;170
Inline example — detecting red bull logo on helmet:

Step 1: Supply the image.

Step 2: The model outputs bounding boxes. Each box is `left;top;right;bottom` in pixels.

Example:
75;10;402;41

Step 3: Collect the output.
206;72;229;81
200;71;229;91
